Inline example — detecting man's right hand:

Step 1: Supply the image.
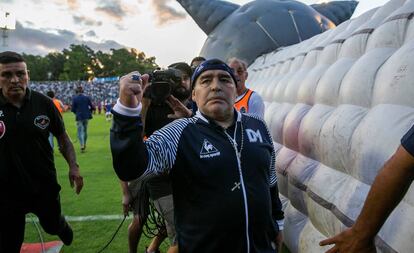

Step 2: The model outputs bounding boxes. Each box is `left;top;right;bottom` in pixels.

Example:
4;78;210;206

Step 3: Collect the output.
119;71;149;108
319;228;377;253
122;193;132;217
166;95;193;119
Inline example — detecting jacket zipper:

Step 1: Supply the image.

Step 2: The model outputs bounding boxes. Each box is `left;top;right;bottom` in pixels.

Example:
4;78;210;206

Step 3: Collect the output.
224;130;250;253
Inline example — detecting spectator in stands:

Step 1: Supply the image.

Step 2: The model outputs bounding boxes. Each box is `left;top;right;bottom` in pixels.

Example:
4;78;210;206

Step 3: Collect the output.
120;62;193;253
46;90;64;148
228;57;265;118
320;124;414;253
98;100;103;114
0;51;83;253
111;59;284;253
92;101;97;114
71;86;94;152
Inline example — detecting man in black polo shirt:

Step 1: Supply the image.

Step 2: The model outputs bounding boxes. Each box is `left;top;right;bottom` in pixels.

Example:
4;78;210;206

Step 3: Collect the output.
0;51;84;253
320;124;414;252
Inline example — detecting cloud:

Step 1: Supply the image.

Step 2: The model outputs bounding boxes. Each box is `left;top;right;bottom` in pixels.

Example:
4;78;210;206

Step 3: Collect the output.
52;0;79;10
85;30;97;37
5;22;125;55
151;0;186;26
115;23;126;31
73;15;103;27
67;0;79;10
95;0;127;21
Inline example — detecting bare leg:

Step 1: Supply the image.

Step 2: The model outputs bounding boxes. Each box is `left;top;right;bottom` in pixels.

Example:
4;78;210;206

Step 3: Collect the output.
146;228;167;253
128;216;144;253
167;245;179;253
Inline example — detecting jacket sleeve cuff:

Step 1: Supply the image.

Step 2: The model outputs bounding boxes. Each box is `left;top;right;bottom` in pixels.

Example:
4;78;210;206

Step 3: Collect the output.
113;99;142;117
276;219;284;231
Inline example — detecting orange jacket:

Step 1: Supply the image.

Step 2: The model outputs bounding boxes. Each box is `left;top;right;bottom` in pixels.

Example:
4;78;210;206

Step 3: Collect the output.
234;89;253;113
53;98;64;114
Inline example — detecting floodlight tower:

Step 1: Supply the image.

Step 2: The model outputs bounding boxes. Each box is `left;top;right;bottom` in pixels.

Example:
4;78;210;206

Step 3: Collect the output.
0;11;16;47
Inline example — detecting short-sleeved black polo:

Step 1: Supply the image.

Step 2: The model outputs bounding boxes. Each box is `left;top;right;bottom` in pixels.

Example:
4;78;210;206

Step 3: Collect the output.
402;124;414;156
0;89;65;203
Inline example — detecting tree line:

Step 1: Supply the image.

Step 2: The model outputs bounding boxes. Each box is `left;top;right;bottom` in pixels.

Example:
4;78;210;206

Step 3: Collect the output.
23;44;159;81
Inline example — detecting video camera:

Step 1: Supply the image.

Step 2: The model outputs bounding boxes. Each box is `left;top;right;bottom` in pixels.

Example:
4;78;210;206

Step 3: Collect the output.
149;68;182;105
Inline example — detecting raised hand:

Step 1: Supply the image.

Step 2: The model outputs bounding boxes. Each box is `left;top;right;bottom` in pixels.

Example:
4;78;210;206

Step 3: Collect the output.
166;95;193;119
119;71;149;108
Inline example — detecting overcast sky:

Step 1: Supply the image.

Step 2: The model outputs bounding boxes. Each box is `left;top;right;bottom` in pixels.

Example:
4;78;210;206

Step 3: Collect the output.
0;0;387;68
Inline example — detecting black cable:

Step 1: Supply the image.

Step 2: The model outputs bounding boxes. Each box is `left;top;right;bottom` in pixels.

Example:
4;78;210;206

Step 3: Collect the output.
96;215;127;253
142;200;166;238
29;214;45;253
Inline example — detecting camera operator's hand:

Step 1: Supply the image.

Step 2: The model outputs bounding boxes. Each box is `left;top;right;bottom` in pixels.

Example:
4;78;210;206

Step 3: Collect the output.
166;95;193;119
119;71;149;108
122;192;132;217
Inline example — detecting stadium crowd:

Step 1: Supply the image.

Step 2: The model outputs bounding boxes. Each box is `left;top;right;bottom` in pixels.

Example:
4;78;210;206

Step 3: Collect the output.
29;80;119;108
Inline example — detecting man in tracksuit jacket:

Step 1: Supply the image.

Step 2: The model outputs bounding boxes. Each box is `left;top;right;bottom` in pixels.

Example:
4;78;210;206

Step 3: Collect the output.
110;59;284;253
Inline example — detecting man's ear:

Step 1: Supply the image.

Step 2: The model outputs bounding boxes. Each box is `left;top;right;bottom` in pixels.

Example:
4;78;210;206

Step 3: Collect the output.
192;88;196;101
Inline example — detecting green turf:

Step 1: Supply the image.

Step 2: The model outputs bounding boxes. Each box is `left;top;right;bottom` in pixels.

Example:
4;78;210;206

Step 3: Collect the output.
23;113;290;253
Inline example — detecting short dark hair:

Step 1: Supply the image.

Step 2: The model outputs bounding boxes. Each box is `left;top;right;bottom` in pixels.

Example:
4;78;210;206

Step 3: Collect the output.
0;51;25;64
46;90;55;98
168;62;192;77
76;86;84;93
190;56;206;66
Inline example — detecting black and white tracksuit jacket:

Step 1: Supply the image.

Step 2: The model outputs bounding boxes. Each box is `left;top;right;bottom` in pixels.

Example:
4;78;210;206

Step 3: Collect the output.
110;102;284;253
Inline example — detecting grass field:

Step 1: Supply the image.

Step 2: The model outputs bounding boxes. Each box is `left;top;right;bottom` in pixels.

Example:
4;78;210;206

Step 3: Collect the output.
23;113;290;253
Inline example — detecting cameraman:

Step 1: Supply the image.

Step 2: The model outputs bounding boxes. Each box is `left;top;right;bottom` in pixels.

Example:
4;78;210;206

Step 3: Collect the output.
120;62;193;253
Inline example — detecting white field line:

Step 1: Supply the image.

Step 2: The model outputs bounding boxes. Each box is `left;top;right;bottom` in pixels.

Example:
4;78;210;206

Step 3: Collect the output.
26;214;132;223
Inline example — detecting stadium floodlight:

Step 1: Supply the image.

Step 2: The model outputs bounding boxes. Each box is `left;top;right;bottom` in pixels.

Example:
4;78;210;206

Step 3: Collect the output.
0;10;16;47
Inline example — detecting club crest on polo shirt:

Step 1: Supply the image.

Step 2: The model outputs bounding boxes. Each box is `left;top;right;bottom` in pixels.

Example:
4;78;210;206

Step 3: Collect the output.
0;121;5;139
34;115;50;130
200;139;220;158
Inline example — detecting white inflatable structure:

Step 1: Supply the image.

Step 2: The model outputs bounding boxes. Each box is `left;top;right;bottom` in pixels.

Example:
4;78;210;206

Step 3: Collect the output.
247;0;414;252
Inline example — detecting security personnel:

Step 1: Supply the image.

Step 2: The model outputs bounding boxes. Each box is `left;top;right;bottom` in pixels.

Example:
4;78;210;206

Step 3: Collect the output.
47;90;64;114
46;90;64;148
0;51;84;253
234;88;254;113
111;59;284;253
228;58;265;118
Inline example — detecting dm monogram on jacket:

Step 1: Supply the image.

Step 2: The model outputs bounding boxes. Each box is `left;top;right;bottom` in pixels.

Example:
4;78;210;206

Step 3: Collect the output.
245;129;263;143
